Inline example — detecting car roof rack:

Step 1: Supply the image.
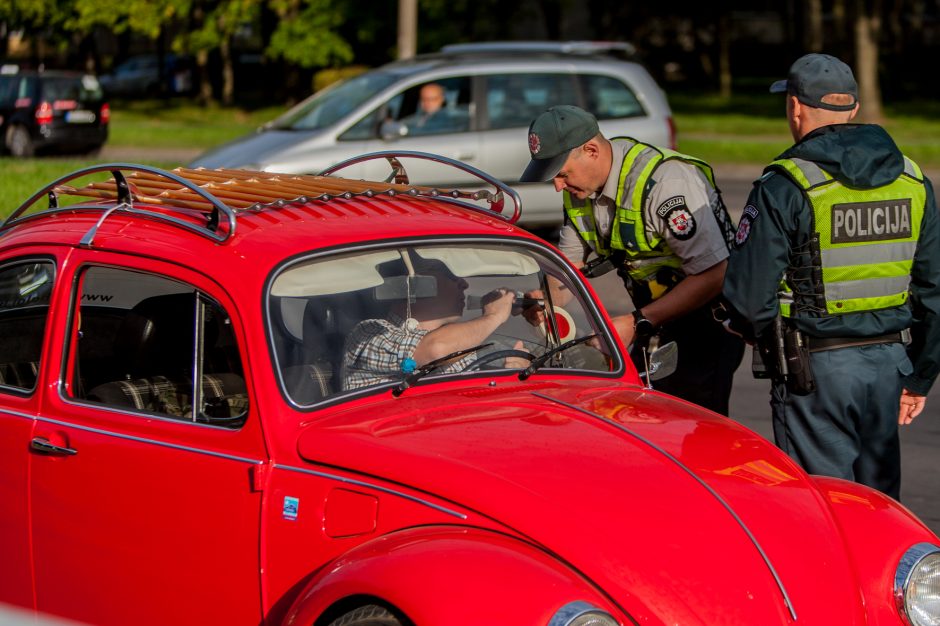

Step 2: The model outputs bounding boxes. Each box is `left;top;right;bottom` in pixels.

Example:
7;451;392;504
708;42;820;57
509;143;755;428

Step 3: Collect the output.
439;40;637;59
1;154;521;246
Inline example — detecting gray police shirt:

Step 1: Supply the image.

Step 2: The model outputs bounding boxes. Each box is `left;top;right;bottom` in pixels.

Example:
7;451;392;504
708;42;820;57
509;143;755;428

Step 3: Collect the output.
558;140;728;276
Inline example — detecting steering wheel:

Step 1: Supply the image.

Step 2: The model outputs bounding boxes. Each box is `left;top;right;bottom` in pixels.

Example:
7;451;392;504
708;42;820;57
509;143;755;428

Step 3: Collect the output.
461;349;536;372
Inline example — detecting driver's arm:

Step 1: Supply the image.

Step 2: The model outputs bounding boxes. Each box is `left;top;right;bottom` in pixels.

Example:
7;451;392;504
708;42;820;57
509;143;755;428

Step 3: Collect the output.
412;289;515;365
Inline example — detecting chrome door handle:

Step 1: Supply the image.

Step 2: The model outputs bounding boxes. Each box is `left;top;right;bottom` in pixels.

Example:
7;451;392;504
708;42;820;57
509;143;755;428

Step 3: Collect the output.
30;437;77;456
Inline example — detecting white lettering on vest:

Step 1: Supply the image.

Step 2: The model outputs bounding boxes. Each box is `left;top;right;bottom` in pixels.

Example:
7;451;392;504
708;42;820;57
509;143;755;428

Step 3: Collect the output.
831;199;912;244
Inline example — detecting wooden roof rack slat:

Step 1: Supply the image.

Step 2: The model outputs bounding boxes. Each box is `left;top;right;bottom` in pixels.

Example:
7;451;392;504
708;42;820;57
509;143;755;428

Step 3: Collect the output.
0;153;522;246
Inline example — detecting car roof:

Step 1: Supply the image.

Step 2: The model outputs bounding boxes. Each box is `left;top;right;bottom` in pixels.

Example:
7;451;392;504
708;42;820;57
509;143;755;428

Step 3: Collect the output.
378;40;650;76
0;162;537;292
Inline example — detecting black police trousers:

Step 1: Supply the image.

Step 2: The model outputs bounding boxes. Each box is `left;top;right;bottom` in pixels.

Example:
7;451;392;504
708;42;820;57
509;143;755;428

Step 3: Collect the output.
631;304;745;415
770;341;910;500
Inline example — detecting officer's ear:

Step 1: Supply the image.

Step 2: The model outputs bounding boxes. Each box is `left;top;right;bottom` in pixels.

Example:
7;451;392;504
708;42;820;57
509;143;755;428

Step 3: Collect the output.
580;138;601;160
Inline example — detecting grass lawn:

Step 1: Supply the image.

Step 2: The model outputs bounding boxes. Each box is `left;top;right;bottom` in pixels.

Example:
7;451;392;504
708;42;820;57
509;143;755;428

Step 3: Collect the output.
671;91;940;167
108;99;284;149
2;94;938;219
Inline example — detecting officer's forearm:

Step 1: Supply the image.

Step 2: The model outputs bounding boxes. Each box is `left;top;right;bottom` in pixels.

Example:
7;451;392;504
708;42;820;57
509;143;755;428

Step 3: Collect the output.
641;261;726;327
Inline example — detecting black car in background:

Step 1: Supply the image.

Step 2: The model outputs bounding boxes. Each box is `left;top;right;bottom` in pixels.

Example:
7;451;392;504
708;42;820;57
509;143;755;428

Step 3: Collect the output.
0;69;109;157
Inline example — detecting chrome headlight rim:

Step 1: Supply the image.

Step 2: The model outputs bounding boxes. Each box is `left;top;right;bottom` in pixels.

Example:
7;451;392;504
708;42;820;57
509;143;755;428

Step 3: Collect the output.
895;542;940;626
547;600;619;626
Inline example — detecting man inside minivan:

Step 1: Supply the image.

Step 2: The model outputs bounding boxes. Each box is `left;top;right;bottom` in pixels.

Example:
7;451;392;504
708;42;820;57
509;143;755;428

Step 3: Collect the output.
401;83;465;135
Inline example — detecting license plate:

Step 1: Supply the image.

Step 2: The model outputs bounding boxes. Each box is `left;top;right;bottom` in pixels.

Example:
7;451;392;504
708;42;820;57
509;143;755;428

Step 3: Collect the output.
65;110;96;124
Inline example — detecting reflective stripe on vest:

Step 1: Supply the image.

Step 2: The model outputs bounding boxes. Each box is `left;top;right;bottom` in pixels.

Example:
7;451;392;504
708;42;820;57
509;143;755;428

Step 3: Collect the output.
563;138;717;279
771;156;926;316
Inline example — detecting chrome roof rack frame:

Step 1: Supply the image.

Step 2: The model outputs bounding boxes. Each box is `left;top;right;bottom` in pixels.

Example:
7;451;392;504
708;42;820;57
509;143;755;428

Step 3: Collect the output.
1;163;238;246
319;151;522;224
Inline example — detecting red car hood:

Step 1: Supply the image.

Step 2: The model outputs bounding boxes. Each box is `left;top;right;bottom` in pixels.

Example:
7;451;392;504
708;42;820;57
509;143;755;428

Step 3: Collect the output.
298;380;867;625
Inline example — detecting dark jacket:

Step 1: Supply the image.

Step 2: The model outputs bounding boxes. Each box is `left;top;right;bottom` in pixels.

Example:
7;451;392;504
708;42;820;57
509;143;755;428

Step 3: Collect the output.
723;123;940;395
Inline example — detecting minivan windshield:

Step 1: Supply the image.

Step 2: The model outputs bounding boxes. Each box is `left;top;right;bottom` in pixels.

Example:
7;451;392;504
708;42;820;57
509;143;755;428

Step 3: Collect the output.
270;72;399;131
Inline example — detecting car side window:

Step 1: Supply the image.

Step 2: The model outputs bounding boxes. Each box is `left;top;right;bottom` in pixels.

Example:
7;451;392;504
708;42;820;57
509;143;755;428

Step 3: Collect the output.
339;92;404;141
0;76;18;106
71;267;248;428
580;74;646;120
0;261;54;393
395;77;472;136
485;73;580;130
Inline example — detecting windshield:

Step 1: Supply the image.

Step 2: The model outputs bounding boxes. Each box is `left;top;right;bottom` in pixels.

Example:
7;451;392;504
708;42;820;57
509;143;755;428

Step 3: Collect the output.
270;72;399;131
268;243;616;404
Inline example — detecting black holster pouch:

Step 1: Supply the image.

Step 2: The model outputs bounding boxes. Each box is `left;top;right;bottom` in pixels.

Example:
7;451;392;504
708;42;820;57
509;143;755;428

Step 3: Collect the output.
756;317;816;395
783;325;815;395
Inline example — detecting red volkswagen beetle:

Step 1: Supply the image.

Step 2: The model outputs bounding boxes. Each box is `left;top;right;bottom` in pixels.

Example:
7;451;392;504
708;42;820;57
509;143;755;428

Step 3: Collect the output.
0;154;937;626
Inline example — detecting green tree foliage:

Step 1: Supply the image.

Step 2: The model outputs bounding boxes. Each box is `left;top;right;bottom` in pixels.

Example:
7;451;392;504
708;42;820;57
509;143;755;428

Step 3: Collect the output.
266;0;353;68
68;0;188;39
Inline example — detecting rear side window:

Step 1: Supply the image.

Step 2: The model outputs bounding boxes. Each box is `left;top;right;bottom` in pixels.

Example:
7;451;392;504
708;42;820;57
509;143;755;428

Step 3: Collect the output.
70;267;248;428
41;76;103;102
484;73;580;130
0;261;54;392
579;74;646;120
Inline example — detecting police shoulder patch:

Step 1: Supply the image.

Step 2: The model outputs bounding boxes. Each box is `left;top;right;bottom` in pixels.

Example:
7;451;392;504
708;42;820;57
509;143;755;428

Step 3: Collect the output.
734;215;752;247
656;195;687;218
743;204;759;220
665;207;696;240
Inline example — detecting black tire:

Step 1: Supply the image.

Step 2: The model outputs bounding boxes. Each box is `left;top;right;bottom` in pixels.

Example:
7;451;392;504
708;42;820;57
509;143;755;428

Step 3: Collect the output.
327;605;403;626
6;125;34;157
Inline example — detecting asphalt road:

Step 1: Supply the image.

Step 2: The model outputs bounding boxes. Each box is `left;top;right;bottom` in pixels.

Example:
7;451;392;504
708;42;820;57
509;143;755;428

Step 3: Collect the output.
592;163;940;535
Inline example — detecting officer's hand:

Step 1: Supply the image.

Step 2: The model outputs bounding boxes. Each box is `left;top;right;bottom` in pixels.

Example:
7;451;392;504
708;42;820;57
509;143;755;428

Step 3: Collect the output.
899;389;927;425
612;314;635;348
522;289;545;326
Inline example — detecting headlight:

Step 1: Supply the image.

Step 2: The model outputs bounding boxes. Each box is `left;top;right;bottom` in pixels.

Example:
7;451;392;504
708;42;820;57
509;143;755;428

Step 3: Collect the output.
548;601;619;626
896;543;940;626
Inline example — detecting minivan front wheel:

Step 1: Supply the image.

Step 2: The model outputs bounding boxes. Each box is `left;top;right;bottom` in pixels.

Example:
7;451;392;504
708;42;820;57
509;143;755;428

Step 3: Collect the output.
6;126;35;157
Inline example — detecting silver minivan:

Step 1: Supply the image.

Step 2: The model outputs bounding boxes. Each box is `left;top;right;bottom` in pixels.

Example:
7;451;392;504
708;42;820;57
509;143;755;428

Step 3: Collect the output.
191;42;674;228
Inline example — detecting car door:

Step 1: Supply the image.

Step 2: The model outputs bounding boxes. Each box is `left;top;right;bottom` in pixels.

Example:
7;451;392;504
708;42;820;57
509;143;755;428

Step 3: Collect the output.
0;253;59;610
30;252;266;626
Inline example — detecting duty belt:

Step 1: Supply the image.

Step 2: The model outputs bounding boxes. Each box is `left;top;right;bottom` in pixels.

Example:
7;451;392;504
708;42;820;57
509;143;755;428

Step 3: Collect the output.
806;328;911;353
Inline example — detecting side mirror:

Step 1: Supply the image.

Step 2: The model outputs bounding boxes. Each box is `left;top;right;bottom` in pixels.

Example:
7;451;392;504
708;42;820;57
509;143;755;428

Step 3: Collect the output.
380;120;408;141
638;341;678;385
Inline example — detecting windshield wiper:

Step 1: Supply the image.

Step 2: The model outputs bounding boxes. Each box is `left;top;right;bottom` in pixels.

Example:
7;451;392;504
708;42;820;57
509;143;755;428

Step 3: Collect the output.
392;343;493;396
518;334;597;380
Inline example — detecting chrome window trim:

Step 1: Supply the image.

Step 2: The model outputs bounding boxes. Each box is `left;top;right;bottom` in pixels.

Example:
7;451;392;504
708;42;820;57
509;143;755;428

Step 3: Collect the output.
274;463;467;520
533;392;798;622
35;415;262;465
0;407;38;421
894;542;940;625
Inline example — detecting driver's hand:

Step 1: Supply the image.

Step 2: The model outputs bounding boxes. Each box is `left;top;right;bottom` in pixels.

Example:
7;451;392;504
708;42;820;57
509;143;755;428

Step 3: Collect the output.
522;289;546;326
480;288;515;323
504;340;531;369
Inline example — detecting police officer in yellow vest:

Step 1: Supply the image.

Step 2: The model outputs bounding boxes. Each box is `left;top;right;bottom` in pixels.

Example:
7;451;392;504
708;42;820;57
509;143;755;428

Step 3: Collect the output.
520;105;744;415
723;54;940;499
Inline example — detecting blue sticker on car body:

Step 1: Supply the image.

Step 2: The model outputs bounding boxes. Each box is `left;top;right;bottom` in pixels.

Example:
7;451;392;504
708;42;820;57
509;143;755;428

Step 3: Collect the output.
283;496;299;521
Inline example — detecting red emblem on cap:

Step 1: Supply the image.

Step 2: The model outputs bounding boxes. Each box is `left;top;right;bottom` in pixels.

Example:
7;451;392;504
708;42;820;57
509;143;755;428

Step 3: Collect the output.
528;132;541;155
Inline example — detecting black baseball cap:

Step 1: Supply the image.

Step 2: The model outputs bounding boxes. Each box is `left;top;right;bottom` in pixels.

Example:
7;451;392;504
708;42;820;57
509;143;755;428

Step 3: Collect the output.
520;105;600;182
770;53;858;112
